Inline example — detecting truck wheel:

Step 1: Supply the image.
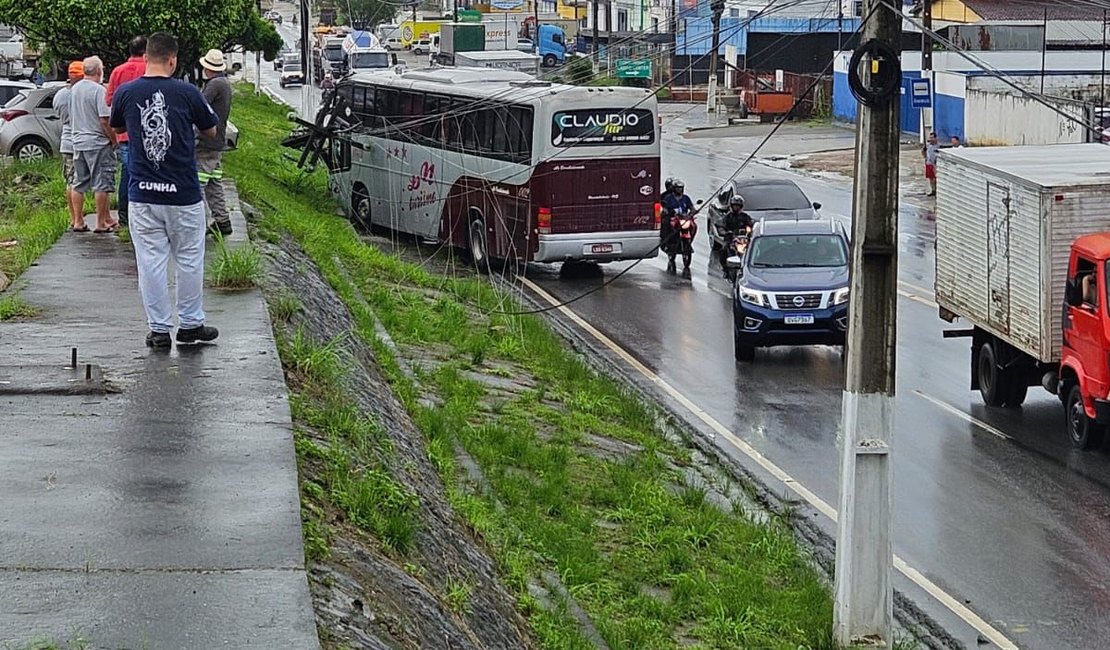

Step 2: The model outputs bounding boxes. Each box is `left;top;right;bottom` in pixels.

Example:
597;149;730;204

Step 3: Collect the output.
977;341;1008;407
1005;381;1028;407
543;54;558;67
1065;384;1105;450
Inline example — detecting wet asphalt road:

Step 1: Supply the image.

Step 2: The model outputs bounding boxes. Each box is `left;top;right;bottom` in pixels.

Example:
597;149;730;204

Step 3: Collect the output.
246;19;1110;646
522;125;1110;649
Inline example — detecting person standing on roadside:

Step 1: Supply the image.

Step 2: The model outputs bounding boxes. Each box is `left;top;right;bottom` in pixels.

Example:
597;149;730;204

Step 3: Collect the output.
106;36;147;228
922;131;939;197
197;49;233;237
54;61;87;231
109;32;220;348
71;56;119;233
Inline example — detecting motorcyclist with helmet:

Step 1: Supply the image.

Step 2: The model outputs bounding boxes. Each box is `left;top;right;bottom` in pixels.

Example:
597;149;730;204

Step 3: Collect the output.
719;193;754;264
659;177;676;259
662;179;696;273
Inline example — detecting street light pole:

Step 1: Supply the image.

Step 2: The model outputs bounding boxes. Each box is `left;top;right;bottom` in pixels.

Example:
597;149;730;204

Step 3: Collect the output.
834;0;901;645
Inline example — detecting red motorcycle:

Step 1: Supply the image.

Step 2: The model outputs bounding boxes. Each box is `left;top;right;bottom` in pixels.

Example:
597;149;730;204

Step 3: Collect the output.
671;211;697;273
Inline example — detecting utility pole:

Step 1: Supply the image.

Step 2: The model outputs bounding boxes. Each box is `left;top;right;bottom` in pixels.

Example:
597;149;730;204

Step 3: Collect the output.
1102;10;1107;117
706;0;723;113
834;0;901;646
921;0;932;72
593;0;600;61
301;0;313;117
921;0;932;139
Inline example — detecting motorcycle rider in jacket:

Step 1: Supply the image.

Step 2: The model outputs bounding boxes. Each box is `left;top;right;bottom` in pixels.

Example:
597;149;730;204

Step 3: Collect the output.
719;194;754;266
662;179;696;273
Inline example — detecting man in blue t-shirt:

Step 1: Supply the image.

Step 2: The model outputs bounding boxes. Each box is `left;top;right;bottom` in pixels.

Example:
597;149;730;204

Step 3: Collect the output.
109;32;221;349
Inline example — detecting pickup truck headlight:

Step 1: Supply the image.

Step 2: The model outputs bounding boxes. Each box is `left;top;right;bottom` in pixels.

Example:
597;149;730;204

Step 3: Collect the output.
832;287;850;305
737;285;767;307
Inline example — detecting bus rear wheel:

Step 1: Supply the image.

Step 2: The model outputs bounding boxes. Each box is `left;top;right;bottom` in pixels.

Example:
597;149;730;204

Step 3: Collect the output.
351;185;371;231
468;219;491;275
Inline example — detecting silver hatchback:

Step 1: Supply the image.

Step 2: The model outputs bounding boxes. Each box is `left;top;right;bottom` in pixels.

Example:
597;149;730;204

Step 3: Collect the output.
0;85;63;162
0;84;239;163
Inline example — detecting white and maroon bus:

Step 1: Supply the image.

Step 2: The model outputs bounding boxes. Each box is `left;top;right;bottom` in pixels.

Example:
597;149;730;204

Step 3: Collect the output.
329;67;662;269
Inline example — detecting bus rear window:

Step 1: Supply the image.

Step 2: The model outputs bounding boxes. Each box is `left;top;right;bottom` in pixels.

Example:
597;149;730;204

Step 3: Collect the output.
551;108;654;147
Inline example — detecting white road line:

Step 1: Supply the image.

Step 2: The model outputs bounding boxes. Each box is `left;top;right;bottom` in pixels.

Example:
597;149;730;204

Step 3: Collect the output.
898;289;937;309
519;276;1019;650
899;279;936;299
913;390;1014;441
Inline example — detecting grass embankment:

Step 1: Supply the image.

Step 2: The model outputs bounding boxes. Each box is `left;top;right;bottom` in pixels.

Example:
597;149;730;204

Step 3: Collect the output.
0;161;69;320
226;87;836;649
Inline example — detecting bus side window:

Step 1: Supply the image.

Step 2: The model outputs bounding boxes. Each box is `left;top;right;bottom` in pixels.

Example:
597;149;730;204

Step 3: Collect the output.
349;86;365;116
362;86;377;127
461;109;481;152
507;106;533;163
401;91;424;140
379;89;399;132
490;107;511;159
422;95;442;143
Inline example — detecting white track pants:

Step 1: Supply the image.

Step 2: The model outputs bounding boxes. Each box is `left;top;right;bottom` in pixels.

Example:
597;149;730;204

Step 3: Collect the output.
130;201;207;333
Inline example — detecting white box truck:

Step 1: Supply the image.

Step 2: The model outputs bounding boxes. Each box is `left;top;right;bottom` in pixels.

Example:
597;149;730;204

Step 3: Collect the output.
935;143;1110;449
453;50;540;75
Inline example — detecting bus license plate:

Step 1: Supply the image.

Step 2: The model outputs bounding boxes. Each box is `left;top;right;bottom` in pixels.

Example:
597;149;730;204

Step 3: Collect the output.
589;243;617;254
784;314;814;325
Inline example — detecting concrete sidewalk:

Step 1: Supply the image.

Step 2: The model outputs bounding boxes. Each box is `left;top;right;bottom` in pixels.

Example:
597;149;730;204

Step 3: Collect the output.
0;186;319;648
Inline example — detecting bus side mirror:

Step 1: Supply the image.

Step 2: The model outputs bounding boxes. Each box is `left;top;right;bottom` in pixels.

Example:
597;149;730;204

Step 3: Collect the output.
1066;278;1083;307
391;53;398;65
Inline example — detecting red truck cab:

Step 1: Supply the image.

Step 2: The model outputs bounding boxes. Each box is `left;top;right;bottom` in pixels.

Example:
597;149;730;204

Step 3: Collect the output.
1059;234;1110;449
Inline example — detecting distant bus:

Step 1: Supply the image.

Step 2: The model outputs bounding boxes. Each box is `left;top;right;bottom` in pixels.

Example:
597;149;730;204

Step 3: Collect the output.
329;67;662;269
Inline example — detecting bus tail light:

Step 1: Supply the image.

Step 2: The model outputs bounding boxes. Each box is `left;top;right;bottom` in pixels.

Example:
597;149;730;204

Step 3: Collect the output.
653;202;662;229
538;207;551;234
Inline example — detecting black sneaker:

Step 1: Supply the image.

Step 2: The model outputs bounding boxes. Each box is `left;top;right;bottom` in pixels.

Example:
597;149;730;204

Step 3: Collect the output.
206;221;233;238
176;325;219;344
146;331;172;348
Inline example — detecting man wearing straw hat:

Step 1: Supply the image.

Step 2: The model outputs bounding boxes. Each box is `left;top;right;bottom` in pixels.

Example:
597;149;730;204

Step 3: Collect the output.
197;48;233;237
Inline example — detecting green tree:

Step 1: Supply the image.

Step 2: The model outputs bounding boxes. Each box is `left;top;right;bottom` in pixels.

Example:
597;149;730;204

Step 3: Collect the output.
344;0;396;30
0;0;282;72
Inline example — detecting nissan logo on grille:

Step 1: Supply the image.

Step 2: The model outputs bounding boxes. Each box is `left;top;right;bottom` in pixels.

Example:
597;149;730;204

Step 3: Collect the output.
793;295;806;307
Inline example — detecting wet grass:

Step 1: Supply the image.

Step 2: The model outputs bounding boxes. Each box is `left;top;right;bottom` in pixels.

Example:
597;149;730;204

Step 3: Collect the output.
0;294;37;321
0;160;70;284
278;326;419;556
207;237;262;288
226;86;837;649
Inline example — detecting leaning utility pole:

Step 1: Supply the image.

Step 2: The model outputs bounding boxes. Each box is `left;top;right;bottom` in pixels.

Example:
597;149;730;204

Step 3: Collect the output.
834;0;901;646
706;0;724;113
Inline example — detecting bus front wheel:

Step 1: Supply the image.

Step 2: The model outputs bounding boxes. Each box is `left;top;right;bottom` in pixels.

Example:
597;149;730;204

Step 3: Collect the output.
468;218;491;275
351;185;371;231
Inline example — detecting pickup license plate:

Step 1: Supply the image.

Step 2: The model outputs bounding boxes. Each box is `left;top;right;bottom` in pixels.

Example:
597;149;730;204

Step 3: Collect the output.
589;243;616;254
784;314;814;325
